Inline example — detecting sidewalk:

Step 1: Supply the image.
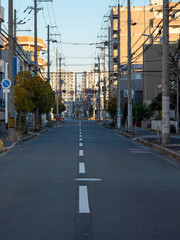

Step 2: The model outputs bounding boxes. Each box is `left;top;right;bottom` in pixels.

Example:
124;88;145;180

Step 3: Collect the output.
119;127;180;161
99;121;180;161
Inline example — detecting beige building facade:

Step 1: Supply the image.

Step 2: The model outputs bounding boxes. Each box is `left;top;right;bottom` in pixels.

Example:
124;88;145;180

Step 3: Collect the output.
16;36;46;70
61;71;75;103
50;71;75;102
50;70;75;116
110;0;180;87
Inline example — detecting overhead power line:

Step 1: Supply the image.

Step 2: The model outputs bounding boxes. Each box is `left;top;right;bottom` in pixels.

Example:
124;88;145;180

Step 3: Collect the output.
60;41;105;46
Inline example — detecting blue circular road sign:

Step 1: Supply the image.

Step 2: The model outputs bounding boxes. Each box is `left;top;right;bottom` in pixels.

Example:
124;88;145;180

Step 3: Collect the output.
1;79;11;89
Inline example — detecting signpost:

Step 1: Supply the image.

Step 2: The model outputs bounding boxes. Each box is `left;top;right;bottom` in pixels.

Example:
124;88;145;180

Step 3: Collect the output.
1;79;11;129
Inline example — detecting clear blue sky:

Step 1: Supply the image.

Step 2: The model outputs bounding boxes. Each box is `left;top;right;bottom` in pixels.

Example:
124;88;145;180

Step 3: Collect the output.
0;0;176;72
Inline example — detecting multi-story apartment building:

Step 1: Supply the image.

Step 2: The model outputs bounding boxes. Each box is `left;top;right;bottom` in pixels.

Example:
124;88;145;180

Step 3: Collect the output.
61;71;75;117
61;71;75;100
17;36;47;71
50;71;75;116
81;72;87;100
110;0;180;91
86;71;94;89
4;36;46;72
0;5;5;123
50;72;59;92
0;5;4;83
81;70;110;120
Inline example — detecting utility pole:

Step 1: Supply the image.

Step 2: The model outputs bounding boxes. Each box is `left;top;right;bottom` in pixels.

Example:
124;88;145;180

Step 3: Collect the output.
162;0;170;145
176;40;180;133
75;73;77;117
108;26;111;124
34;0;53;75
59;56;62;121
13;9;16;55
47;25;50;83
103;44;106;124
75;73;77;101
59;56;62;98
103;76;106;124
177;74;179;133
8;0;15;140
34;0;38;76
47;25;59;83
93;69;96;120
56;49;59;120
127;0;132;133
98;55;101;121
117;0;121;128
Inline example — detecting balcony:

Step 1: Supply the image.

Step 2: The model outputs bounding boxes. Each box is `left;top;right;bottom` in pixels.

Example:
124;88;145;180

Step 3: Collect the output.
0;59;4;73
113;38;118;50
153;17;180;27
0;6;4;22
17;36;46;51
0;33;4;48
153;3;180;12
113;57;117;64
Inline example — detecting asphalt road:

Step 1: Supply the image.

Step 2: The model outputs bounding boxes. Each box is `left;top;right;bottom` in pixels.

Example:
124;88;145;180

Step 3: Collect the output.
0;120;179;239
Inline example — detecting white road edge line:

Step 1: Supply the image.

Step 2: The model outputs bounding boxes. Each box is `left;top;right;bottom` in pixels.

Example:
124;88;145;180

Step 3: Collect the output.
79;186;90;213
79;163;85;174
79;149;84;156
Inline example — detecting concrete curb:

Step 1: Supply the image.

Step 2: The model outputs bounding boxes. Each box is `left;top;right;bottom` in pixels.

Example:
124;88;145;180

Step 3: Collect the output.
136;137;180;161
0;123;62;153
120;131;180;161
4;134;38;152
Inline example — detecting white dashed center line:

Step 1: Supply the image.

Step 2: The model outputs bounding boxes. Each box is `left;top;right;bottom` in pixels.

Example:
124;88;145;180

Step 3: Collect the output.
79;149;84;156
79;138;82;142
79;142;83;147
79;163;85;174
79;186;90;213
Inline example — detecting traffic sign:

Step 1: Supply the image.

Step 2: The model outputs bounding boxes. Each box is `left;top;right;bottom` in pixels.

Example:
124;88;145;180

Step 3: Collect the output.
1;79;11;89
70;90;74;95
2;81;11;128
3;89;10;93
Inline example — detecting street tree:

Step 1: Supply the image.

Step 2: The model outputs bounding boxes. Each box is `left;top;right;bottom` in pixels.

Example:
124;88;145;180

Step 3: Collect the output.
30;75;55;127
14;71;55;129
14;71;35;130
106;96;117;126
150;92;176;112
53;97;66;116
133;102;153;122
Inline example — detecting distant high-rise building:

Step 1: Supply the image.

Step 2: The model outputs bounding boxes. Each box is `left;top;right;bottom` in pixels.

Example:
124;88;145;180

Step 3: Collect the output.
50;71;75;116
